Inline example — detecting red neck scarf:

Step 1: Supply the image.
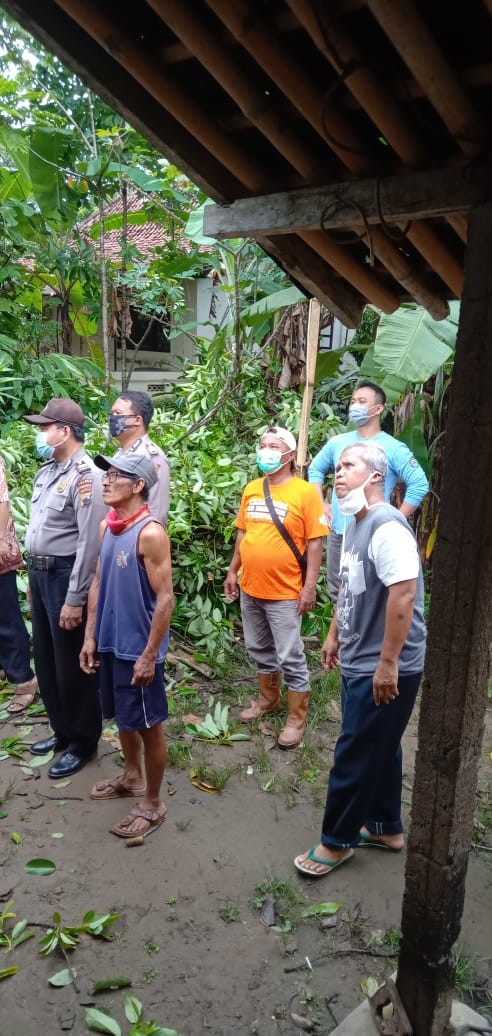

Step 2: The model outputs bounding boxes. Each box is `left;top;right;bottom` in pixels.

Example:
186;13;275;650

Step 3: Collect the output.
106;504;150;535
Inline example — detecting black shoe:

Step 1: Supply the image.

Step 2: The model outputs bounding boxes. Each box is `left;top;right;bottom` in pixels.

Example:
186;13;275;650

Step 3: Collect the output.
48;749;96;779
31;735;69;756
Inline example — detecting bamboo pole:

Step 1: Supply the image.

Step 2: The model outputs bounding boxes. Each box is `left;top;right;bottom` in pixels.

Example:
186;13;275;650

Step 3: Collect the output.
50;0;266;192
287;0;465;294
206;0;450;315
368;0;488;158
149;0;401;313
296;298;320;475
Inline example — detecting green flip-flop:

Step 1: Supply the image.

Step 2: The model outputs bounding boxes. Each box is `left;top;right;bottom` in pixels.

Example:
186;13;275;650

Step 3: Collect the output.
294;846;354;877
357;832;402;852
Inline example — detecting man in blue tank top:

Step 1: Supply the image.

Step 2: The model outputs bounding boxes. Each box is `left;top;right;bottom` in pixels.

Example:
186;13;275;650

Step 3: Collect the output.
80;452;174;839
295;443;426;878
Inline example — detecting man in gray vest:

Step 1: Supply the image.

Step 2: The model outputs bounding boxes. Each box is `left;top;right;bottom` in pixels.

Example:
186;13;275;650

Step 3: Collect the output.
80;452;174;840
294;443;426;877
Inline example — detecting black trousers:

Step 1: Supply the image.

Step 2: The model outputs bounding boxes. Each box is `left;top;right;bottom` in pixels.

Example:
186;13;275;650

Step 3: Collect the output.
28;559;101;751
0;570;34;684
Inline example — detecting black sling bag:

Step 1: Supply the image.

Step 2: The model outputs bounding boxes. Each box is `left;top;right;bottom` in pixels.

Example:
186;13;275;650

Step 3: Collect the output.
263;477;307;585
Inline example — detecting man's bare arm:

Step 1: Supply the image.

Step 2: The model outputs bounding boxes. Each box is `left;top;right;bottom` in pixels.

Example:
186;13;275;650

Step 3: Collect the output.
373;579;417;705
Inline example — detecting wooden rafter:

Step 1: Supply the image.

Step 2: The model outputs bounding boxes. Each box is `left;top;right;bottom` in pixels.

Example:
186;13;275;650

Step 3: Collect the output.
204;166;490;238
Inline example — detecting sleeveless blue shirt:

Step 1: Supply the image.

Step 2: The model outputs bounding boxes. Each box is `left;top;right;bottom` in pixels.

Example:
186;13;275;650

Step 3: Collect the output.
95;515;170;662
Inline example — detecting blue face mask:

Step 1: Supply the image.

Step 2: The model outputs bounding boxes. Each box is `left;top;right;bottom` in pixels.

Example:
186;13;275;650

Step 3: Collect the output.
257;447;286;474
109;414;131;437
35;431;55;461
348;403;370;427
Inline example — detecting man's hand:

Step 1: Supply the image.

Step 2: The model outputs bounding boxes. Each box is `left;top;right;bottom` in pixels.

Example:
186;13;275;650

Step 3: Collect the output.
80;636;99;674
373;660;399;705
297;585;316;614
132;652;156;687
321;630;340;671
59;604;83;630
224;571;239;601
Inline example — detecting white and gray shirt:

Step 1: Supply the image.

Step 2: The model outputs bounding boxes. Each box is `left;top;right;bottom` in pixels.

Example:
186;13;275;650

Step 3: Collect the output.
336;504;426;676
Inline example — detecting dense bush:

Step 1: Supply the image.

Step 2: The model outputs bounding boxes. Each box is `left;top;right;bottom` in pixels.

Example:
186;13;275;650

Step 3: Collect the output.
1;344;343;662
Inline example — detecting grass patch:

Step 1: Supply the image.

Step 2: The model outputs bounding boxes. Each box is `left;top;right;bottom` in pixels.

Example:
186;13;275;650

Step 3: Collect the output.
308;670;341;728
453;945;491;1008
191;757;237;792
167;741;192;769
218;899;240;923
297;738;323;784
255;872;306;929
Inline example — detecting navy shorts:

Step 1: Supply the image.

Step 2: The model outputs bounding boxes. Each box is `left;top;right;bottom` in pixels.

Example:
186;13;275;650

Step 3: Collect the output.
99;653;168;732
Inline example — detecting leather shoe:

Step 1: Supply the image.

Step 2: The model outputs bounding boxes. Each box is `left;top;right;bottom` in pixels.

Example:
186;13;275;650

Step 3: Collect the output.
31;735;69;756
48;749;96;779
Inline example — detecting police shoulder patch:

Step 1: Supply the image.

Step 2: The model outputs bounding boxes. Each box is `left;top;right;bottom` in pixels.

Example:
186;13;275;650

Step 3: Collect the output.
77;475;94;507
146;441;159;456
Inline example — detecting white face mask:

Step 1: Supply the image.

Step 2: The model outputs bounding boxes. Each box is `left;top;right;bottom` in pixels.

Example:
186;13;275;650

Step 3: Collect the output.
337;471;379;516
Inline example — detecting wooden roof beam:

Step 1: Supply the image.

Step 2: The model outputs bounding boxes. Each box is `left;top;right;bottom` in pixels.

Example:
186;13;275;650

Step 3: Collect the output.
204;167;489;238
368;0;489;159
206;0;450;318
286;0;467;276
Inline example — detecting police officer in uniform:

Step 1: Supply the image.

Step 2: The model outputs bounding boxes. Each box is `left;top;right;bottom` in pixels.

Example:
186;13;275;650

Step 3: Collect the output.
109;390;170;524
24;398;107;778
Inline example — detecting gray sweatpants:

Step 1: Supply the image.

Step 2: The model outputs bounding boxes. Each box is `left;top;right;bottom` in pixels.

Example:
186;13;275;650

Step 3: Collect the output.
240;591;310;692
327;531;343;605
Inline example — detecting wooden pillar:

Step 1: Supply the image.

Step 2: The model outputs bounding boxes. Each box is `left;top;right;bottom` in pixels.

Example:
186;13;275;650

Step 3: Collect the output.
397;205;492;1034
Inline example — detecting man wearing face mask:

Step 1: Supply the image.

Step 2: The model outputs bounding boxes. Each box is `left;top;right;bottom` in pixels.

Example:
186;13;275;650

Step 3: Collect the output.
308;381;428;603
23;398;107;777
109;391;169;525
224;426;327;749
295;444;425;877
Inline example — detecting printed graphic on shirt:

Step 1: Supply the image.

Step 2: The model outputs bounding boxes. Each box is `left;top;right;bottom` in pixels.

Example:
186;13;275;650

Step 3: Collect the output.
336;547;362;646
77;476;93;507
116;550;129;568
246;497;288;523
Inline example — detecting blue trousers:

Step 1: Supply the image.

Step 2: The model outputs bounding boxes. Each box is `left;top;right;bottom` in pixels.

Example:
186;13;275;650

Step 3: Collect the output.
321;671;421;849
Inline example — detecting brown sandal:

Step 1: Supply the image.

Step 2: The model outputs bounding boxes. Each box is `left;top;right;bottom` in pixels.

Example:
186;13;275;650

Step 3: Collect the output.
91;775;146;800
7;677;39;715
111;804;167;839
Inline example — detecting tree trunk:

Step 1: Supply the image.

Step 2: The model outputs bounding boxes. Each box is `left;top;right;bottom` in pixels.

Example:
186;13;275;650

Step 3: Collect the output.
396;204;492;1034
60;297;73;355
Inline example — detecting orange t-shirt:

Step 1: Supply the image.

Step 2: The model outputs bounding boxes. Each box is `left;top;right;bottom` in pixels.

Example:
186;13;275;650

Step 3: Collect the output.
235;476;328;600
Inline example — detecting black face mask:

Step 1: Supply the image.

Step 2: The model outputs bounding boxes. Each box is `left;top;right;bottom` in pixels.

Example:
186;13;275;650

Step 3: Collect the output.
109;414;134;436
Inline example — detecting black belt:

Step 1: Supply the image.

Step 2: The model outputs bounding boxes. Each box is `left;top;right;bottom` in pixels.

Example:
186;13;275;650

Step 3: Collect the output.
25;553;76;571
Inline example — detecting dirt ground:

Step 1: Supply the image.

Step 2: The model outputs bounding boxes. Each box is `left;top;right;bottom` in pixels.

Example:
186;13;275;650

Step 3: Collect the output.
0;661;491;1036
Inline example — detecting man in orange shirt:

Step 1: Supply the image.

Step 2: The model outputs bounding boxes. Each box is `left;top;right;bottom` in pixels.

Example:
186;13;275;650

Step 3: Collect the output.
224;427;327;748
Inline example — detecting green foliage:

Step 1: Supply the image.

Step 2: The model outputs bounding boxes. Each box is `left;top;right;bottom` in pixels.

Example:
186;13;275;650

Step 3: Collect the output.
185;699;250;744
38;910;119;956
0;901;34;952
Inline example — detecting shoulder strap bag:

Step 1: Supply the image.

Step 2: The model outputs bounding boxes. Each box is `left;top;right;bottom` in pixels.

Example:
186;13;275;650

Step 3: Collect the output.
263;477;307;584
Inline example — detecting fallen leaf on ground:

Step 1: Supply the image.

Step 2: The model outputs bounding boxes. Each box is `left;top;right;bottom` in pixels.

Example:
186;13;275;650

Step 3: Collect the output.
25;858;56;875
52;779;71;788
0;966;19;980
10;832;22;844
29;750;54;768
189;768;219;793
49;967;76;987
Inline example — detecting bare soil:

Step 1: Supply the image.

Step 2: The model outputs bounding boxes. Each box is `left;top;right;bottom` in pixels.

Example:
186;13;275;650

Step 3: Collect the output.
0;665;491;1036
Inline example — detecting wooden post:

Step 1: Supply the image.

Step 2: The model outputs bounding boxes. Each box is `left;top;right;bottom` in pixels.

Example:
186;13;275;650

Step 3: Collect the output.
296;298;320;476
396;204;492;1034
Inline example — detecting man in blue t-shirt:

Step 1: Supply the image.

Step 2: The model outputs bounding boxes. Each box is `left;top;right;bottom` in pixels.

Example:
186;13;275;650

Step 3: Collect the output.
308;380;428;602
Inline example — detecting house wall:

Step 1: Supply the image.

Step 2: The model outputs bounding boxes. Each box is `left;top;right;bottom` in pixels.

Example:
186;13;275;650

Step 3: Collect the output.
67;276;230;394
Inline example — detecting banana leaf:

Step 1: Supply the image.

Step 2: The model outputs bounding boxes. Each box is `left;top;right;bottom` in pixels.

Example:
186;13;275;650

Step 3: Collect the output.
370;301;460;388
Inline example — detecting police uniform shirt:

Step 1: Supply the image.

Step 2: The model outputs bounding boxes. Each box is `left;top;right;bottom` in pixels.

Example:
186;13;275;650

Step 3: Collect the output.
114;433;170;525
25;448;107;606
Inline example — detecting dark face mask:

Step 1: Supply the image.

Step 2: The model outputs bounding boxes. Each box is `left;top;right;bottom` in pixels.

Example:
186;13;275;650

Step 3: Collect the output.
109;414;133;437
